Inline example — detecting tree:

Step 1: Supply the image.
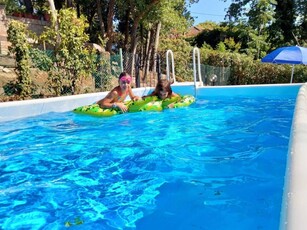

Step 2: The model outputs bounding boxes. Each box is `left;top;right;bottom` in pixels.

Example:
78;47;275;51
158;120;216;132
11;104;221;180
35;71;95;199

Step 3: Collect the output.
106;0;115;52
225;0;300;48
295;0;307;43
246;0;274;58
47;0;57;22
39;8;96;95
138;0;192;78
268;0;296;46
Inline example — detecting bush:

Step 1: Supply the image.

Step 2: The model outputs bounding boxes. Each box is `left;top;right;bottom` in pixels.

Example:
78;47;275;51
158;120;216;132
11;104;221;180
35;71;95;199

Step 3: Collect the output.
159;37;193;82
39;8;97;96
199;47;307;85
7;20;35;99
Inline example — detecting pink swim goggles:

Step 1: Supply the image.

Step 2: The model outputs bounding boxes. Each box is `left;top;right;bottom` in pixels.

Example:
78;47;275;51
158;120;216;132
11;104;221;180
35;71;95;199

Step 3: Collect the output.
120;76;131;84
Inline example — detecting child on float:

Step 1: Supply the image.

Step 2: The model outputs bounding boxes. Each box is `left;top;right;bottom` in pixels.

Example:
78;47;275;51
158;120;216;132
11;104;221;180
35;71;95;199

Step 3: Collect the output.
97;72;140;112
146;78;179;99
145;78;180;108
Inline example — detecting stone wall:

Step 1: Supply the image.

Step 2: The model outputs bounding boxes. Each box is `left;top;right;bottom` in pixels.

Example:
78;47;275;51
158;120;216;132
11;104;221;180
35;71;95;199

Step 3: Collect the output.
0;5;50;55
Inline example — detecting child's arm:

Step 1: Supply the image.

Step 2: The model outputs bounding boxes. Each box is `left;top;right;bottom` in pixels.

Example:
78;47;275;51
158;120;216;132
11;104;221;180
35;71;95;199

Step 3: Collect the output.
142;90;157;99
128;86;141;101
167;92;181;108
97;91;116;108
98;92;128;112
171;92;180;98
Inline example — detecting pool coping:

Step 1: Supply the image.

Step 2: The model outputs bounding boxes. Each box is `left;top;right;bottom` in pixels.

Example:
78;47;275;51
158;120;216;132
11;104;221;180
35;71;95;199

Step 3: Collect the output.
0;83;306;230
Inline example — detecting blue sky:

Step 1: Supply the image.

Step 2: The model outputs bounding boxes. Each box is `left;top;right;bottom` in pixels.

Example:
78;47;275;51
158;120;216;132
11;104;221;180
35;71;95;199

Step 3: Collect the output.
187;0;231;25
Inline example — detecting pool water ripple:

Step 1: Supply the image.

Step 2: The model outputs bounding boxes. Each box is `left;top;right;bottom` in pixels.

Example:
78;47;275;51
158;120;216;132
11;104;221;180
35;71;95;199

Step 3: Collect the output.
0;97;295;229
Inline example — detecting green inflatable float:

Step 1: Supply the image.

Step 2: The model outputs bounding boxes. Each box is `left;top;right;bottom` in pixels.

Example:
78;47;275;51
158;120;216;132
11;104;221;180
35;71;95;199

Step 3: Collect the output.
73;95;195;117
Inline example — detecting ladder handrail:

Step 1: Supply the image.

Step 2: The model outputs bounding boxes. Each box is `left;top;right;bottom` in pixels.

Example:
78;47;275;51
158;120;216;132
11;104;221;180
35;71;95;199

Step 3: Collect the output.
193;47;203;87
166;50;177;83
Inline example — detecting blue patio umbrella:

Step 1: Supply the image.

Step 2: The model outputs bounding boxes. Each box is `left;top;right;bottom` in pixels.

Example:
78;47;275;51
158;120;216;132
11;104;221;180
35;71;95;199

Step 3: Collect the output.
261;46;307;83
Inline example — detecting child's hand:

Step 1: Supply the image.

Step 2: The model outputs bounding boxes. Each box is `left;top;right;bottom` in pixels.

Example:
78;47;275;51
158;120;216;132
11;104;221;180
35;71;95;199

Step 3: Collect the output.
132;96;141;101
168;103;175;108
116;102;128;112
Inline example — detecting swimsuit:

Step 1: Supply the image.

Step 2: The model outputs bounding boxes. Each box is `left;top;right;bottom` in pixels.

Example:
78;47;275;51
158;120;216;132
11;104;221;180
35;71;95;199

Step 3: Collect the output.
117;88;128;102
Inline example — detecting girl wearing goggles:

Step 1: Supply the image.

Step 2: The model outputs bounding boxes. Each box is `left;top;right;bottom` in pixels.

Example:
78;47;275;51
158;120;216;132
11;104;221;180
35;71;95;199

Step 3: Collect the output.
97;72;140;112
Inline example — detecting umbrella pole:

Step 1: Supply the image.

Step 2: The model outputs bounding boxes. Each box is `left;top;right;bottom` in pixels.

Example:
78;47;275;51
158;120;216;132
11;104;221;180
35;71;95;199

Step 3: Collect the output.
290;65;295;83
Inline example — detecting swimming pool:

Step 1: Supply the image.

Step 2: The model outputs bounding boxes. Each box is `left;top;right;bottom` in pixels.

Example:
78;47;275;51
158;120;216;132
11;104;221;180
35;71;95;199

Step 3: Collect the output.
0;83;306;230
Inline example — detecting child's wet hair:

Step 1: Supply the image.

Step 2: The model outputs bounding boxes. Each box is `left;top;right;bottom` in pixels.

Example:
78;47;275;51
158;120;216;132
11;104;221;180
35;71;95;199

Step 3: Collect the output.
119;72;130;80
155;79;173;94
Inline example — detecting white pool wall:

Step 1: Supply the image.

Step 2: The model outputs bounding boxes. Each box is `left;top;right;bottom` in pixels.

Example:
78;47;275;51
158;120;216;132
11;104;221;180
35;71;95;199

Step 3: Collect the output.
172;83;302;98
0;87;153;122
280;83;307;230
0;83;306;230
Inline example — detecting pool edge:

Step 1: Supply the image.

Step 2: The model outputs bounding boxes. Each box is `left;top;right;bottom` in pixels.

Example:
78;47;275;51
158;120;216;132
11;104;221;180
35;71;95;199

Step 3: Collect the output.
280;83;307;230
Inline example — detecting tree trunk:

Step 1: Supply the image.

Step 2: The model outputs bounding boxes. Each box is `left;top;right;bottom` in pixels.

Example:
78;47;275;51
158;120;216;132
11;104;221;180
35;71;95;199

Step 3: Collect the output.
152;21;161;73
66;0;73;7
47;0;57;22
128;0;161;53
130;18;140;76
96;0;105;40
275;0;295;43
123;8;130;52
144;27;151;80
54;0;64;10
76;2;80;17
23;0;34;14
126;0;161;74
106;0;115;52
47;0;60;49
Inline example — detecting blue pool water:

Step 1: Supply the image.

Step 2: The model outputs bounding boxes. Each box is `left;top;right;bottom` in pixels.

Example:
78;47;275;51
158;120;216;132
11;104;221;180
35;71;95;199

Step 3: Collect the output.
0;96;295;230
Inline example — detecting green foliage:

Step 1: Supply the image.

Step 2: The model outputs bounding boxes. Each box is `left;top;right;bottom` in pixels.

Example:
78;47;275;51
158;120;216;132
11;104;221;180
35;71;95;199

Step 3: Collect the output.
193;25;226;50
33;0;49;16
224;37;241;52
30;48;54;71
191;21;271;59
197;21;220;30
198;47;274;84
7;20;34;99
156;0;192;35
2;0;22;14
293;65;307;83
200;42;213;50
246;0;275;31
216;42;226;52
225;0;305;47
40;8;97;96
93;53;114;91
159;37;193;81
199;47;307;85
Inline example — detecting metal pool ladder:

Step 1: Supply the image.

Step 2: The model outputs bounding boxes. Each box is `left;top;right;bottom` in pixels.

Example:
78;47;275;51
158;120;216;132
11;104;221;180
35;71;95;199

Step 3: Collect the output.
193;47;203;97
166;49;177;83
